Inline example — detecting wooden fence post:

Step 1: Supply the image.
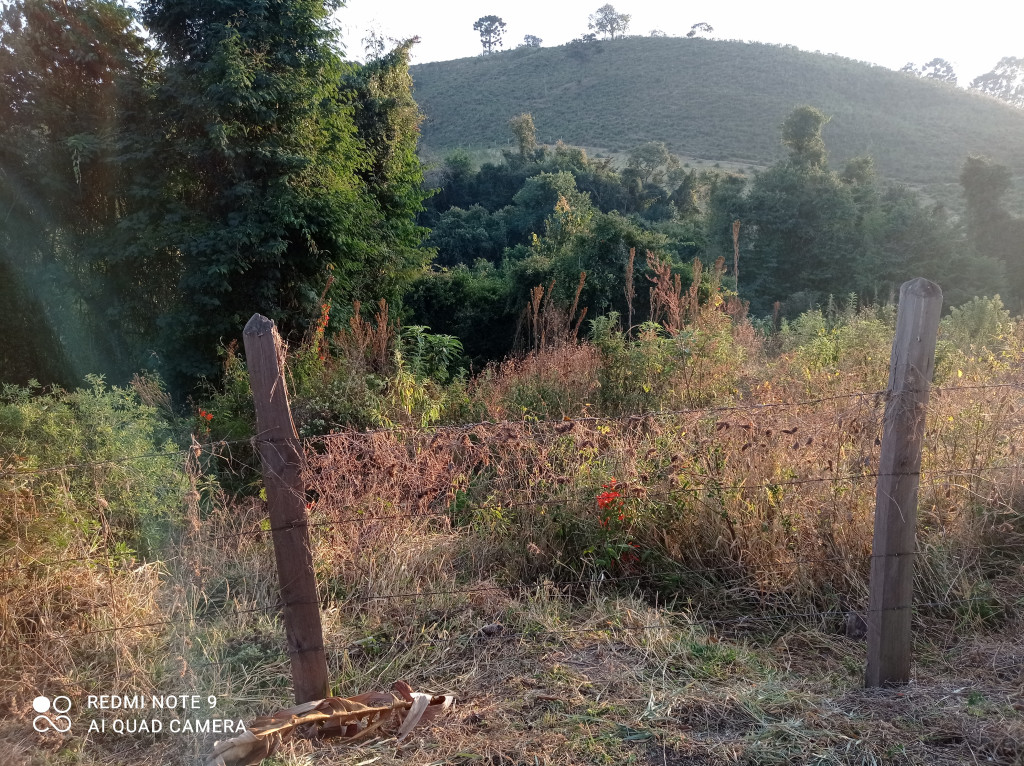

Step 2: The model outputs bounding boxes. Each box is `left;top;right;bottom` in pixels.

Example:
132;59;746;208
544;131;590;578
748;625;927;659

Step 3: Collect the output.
243;313;329;703
865;278;942;688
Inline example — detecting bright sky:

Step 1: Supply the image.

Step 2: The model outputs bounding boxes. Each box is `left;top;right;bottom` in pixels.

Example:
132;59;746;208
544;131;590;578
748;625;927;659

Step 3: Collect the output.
333;0;1022;85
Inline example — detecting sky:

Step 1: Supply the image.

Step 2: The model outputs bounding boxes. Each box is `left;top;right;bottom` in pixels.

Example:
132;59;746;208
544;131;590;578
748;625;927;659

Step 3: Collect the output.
333;0;1022;85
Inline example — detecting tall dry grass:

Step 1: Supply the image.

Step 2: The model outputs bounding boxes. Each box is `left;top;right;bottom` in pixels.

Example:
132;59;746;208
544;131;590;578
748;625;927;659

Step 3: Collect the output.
4;279;1024;763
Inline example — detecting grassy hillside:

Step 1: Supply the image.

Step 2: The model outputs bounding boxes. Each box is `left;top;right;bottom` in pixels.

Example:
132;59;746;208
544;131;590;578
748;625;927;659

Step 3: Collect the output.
411;37;1024;184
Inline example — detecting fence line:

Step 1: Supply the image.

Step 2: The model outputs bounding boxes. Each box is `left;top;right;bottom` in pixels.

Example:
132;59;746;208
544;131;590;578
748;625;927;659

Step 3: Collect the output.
4;465;1023;572
10;535;1024;578
3;379;1023;481
9;298;1024;701
191;462;1024;543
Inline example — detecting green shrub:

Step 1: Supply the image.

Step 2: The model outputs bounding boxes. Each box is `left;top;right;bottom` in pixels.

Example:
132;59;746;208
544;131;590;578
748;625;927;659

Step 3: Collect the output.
0;376;187;560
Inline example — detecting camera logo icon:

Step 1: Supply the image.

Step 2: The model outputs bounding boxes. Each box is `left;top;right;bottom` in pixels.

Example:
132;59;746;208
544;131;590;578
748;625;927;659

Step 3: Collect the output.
32;696;72;733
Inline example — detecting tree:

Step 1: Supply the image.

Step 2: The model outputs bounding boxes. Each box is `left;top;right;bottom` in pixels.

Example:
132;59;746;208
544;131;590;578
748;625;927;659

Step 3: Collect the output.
781;105;830;169
521;34;542;48
509;113;538;158
687;22;713;38
588;4;630;40
970;57;1024;108
649;29;666;37
624;141;677;186
567;33;600;60
362;28;387;60
0;0;157;383
339;39;433;294
900;58;957;84
426;205;507;267
959;156;1024;303
473;15;506;55
136;0;428;388
744;162;863;312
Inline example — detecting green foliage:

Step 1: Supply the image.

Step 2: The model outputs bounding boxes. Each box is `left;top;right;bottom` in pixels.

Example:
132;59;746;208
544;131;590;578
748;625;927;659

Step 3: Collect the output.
781;302;895;390
0;0;159;383
781;105;829;169
135;0;357;387
509;112;538;157
426;204;509;266
404;261;519;363
742;156;863;313
400;325;465;383
339;40;434;291
943;295;1011;350
960;156;1024;308
548;212;667;321
0;377;186;558
588;316;681;412
0;0;432;394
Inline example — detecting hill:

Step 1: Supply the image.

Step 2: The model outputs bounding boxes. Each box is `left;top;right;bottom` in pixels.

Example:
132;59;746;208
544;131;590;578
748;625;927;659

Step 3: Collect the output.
410;37;1024;185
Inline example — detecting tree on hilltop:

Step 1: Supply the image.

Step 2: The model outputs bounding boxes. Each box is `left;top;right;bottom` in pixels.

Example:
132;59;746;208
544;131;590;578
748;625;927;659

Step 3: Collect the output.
588;4;630;40
900;58;957;84
970;56;1024;108
687;22;713;38
473;15;506;55
521;34;542;48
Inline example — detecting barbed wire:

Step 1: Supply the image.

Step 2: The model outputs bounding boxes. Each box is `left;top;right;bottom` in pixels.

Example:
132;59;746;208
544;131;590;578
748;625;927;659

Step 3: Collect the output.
5;458;1024;571
200;461;1024;544
0;438;253;480
5;380;1024;482
9;534;1024;580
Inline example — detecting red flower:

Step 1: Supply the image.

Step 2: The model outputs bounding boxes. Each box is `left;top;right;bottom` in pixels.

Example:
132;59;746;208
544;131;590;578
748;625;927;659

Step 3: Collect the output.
198;408;213;421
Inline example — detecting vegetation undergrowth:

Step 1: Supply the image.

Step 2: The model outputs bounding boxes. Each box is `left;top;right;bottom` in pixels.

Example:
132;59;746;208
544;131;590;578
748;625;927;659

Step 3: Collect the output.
3;278;1024;764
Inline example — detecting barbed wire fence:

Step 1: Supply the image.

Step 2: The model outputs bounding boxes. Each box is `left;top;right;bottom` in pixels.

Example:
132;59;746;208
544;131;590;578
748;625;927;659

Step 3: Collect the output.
5;286;1024;737
5;381;1024;685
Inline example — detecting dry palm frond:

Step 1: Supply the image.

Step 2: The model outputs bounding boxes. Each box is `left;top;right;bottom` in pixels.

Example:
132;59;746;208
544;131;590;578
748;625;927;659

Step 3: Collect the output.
205;681;453;766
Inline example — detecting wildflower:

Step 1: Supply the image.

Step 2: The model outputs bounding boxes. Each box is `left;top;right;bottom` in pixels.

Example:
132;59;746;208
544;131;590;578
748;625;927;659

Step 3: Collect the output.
198;408;213;421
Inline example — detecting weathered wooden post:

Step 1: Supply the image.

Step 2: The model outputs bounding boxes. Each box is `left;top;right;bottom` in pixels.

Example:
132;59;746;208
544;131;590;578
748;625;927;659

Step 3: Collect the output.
243;313;329;703
865;278;942;687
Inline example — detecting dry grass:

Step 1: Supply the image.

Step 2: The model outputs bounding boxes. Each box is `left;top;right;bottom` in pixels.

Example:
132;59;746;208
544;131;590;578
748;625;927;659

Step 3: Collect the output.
4;295;1024;764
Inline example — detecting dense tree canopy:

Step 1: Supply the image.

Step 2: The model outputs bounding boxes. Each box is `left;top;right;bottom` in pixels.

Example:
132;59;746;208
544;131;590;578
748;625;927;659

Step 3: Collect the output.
3;5;1022;394
960;155;1024;306
136;0;382;385
0;0;156;382
0;0;430;391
